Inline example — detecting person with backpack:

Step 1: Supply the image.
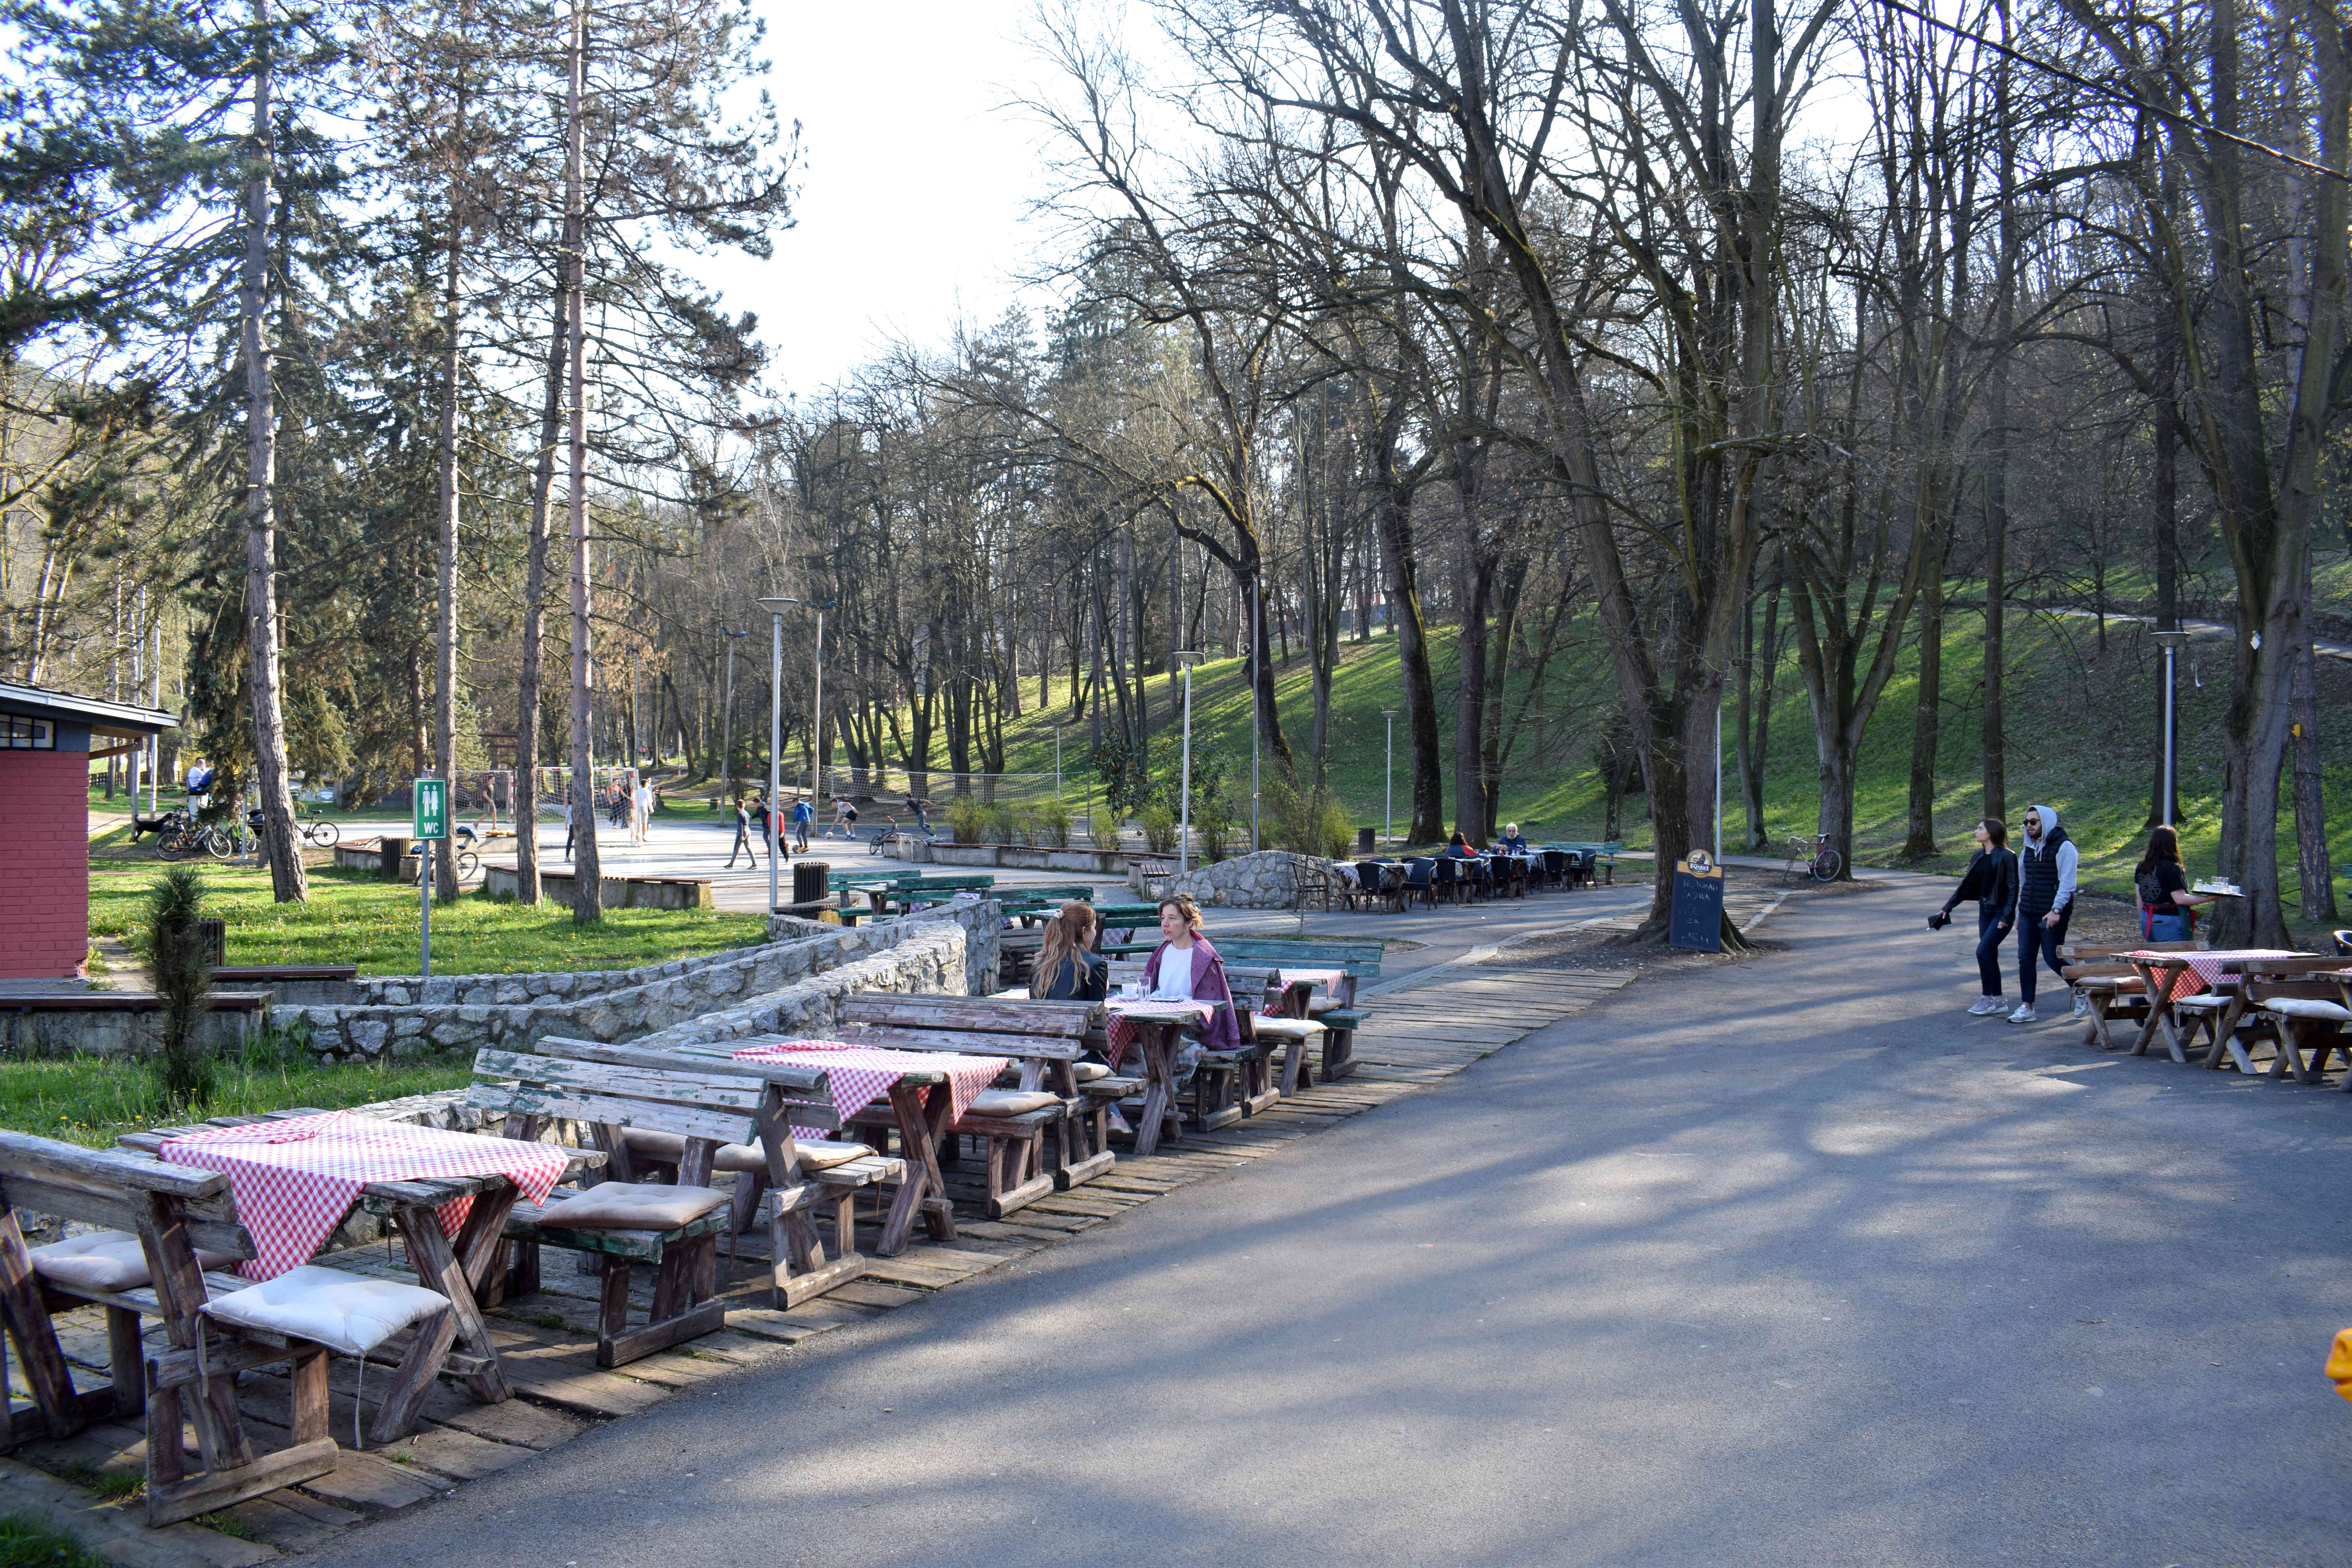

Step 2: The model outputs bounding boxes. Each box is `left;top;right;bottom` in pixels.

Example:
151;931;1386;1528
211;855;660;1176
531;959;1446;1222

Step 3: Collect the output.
2134;824;2215;942
2007;804;2079;1024
1929;817;2019;1015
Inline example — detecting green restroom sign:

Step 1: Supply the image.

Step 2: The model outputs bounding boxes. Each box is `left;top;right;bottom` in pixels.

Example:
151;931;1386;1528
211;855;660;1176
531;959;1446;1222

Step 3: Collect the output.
413;777;448;840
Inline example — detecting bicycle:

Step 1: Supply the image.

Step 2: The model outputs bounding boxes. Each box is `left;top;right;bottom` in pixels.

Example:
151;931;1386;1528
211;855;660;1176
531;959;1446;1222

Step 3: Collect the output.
299;805;339;849
1784;831;1842;883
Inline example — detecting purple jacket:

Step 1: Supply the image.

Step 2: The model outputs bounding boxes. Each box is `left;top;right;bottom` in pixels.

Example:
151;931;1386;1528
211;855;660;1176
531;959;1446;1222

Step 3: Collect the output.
1140;937;1242;1051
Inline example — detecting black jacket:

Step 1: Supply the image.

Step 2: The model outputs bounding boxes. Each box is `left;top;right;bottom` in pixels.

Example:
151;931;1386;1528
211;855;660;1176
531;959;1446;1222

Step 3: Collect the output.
1035;949;1107;1003
1942;847;2018;922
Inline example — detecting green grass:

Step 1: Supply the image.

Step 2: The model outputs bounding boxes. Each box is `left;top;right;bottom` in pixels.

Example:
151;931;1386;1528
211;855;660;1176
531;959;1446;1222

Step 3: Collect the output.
0;1512;114;1567
0;1054;472;1149
84;858;767;976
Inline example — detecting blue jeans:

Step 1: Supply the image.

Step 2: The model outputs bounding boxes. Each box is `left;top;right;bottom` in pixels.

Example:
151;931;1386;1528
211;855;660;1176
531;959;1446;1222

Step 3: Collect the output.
1975;907;2013;996
2016;906;2072;1005
2147;909;2190;942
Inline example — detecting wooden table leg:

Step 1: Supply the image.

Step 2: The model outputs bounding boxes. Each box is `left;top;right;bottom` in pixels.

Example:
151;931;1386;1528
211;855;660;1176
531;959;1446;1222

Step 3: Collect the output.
877;1082;955;1255
2127;965;2181;1056
390;1201;511;1412
1131;1025;1181;1158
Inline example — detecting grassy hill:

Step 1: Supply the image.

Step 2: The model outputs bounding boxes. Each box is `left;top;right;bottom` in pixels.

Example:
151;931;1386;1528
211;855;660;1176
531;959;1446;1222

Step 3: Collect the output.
971;606;2352;916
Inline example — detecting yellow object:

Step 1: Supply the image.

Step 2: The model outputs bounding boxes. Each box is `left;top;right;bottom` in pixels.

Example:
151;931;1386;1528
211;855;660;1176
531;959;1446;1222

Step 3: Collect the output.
2325;1329;2352;1404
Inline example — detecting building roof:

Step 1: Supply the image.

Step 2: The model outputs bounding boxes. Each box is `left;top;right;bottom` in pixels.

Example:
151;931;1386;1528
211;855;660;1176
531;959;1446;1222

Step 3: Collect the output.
0;681;180;739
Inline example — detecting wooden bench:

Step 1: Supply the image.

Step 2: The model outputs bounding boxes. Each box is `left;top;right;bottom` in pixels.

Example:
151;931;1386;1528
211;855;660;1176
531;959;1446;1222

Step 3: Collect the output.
0;1129;465;1525
2239;978;2352;1082
467;1044;889;1343
1106;958;1278;1128
1207;940;1383;1086
833;995;1111;1217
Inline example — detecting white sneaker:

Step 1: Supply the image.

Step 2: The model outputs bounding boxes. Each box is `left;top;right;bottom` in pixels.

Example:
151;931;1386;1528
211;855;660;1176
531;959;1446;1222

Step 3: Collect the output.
2072;991;2091;1018
1967;998;2003;1016
2007;1004;2037;1024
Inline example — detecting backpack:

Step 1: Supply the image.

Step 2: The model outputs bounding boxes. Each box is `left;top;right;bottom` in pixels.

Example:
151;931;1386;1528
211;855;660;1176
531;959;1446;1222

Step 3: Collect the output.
2134;867;2168;910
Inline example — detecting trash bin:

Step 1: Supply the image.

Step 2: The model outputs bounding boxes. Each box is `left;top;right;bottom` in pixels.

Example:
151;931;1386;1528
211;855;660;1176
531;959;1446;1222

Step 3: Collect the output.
792;860;830;907
1357;826;1376;853
380;835;412;882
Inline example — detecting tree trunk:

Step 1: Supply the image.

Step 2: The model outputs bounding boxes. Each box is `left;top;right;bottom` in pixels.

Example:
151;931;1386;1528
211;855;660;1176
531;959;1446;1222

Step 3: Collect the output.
1737;568;1782;850
513;287;564;906
561;0;600;923
1374;482;1443;844
241;0;304;903
2292;570;2337;922
1901;572;1945;859
432;198;464;902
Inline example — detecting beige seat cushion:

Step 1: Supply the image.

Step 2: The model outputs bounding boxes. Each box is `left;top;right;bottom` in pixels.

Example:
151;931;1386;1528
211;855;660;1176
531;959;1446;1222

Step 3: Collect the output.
535;1183;731;1231
1070;1061;1111;1083
796;1139;876;1171
964;1089;1062;1117
201;1265;448;1359
30;1230;239;1292
623;1127;851;1177
2173;995;2232;1012
1250;1016;1328;1040
2265;998;2352;1023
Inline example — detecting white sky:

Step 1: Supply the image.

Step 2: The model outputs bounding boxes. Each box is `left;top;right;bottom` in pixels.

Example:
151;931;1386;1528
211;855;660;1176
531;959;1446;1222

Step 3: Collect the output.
702;0;1071;400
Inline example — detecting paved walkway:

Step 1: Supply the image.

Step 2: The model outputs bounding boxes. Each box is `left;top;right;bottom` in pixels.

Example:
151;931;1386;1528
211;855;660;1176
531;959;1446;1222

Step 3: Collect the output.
306;873;2352;1567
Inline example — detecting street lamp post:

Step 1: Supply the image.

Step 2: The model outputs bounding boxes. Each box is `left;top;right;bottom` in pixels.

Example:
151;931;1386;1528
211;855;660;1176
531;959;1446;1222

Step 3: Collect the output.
1172;653;1201;871
1381;708;1398;848
2153;628;2189;824
1249;572;1261;852
758;596;833;911
1051;722;1065;803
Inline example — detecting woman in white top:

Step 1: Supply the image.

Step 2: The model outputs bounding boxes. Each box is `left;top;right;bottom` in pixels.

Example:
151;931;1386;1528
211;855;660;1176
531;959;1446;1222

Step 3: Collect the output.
632;779;653;844
1137;895;1239;1051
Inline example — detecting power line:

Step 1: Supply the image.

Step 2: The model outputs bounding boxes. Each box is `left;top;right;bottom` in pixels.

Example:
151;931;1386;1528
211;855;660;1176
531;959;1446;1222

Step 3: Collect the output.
1873;0;2350;183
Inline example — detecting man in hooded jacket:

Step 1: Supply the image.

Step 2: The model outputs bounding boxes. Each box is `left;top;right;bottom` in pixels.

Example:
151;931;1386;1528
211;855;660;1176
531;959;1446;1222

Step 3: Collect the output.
2008;803;2079;1023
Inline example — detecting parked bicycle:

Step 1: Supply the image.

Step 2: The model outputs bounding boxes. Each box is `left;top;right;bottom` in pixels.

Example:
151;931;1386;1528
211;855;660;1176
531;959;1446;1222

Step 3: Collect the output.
1784;831;1841;883
299;804;339;849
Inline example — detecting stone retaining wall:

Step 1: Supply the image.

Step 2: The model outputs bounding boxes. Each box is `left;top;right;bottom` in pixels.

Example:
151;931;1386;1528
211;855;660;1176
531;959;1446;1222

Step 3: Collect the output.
620;918;971;1056
1152;848;1324;909
274;902;998;1063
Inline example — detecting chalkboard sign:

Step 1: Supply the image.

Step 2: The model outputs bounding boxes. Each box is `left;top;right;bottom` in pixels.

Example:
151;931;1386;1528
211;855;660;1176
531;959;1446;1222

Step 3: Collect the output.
1670;854;1725;952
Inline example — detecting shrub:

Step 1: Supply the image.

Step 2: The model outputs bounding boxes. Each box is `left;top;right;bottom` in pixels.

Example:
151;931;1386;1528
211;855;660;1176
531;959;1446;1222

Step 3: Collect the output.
1140;803;1178;855
1035;802;1073;849
146;866;215;1107
944;797;987;844
1002;806;1037;846
1087;811;1123;851
1269;780;1354;860
1197;800;1234;862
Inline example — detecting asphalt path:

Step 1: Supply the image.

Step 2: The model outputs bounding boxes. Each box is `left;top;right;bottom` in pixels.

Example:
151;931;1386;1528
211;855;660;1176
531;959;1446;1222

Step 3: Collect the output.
317;877;2352;1567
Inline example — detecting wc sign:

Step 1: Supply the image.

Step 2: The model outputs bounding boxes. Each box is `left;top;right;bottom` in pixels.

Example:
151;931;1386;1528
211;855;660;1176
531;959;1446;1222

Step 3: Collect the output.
412;777;448;841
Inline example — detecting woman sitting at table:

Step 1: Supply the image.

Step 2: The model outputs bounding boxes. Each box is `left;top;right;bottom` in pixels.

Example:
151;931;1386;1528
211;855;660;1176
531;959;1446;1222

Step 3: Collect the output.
1497;823;1530;855
1445;831;1482;857
1139;894;1241;1055
1033;901;1107;1002
2134;825;2216;942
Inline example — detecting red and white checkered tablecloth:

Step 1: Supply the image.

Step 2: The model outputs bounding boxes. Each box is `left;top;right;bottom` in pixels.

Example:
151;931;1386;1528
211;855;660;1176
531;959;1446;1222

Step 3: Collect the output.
1103;1000;1219;1070
731;1040;1009;1135
1276;967;1347;994
160;1111;571;1281
2124;949;2305;999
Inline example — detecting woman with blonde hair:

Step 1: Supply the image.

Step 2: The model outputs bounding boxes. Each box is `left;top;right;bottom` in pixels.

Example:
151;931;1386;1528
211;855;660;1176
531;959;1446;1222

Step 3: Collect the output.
1033;901;1107;1002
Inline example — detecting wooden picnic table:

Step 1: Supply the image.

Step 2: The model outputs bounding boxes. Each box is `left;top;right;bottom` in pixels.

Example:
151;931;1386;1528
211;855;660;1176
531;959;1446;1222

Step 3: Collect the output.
118;1111;605;1424
671;1039;964;1256
2118;951;2320;1065
1101;1000;1212;1158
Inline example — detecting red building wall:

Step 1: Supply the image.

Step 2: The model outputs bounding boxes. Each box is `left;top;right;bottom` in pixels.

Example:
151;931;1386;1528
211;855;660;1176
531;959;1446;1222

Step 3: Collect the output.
0;750;89;979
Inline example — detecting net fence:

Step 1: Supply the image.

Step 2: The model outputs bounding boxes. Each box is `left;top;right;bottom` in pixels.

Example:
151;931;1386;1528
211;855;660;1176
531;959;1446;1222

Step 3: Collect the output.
446;765;1087;822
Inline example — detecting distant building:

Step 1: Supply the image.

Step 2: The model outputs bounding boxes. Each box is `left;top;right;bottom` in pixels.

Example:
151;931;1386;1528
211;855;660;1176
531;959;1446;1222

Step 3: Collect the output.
0;682;179;980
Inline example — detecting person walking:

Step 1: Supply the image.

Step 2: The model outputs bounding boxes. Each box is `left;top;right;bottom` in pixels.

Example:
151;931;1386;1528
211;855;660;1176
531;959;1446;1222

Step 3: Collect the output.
2008;803;2079;1024
725;795;763;869
2134;825;2216;942
1929;817;2019;1015
907;796;932;838
790;795;814;853
560;797;576;862
632;775;653;846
